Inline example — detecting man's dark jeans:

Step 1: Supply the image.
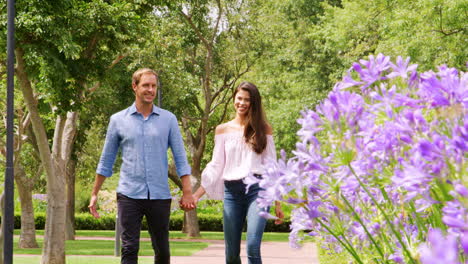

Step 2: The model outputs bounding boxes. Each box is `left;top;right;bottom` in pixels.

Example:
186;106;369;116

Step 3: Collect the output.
117;193;172;264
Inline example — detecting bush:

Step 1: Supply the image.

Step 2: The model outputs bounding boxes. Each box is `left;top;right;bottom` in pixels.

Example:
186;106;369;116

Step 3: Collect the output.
7;212;290;232
197;213;223;231
77;214;116;230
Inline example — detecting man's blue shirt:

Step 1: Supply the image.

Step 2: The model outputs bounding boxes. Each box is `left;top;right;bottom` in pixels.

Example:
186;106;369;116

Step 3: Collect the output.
96;103;191;200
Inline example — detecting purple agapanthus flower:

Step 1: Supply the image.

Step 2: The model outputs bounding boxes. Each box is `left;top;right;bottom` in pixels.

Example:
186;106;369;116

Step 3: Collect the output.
454;182;468;198
461;232;468;255
389;248;404;263
353;53;391;90
419;229;461;264
252;55;467;263
418;65;468;108
387;56;418;79
442;200;468;234
32;193;47;201
334;73;363;90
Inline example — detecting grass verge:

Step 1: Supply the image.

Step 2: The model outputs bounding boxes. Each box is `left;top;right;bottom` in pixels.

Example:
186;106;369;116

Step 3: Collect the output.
14;238;208;256
15;256;166;264
14;230;291;242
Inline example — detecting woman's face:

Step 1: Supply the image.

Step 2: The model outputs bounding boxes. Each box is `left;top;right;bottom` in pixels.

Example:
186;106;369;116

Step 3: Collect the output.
234;89;251;117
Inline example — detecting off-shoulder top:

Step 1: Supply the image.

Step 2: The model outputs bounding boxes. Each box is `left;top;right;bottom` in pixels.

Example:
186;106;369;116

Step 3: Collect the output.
201;131;276;200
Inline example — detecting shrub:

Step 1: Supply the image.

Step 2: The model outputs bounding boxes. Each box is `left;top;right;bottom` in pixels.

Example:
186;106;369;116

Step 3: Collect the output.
8;212;290;232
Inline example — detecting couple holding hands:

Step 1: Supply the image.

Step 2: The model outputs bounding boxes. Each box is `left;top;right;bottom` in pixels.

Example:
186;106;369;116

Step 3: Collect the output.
89;68;284;264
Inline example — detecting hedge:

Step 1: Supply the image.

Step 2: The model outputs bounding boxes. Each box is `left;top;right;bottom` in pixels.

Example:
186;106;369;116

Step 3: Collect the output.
3;213;290;232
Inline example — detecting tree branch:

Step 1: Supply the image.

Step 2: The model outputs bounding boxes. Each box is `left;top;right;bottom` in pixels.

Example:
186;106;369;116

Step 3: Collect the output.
210;0;223;44
14;110;31;155
210;62;251;114
431;28;466;36
52;115;66;161
0;138;5;157
180;116;197;154
82;33;100;60
87;53;129;94
168;163;182;190
432;6;466;36
179;9;211;49
60;112;78;161
179;5;215;102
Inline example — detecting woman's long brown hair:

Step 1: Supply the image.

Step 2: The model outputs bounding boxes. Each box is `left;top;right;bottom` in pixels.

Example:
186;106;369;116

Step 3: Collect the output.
234;82;268;154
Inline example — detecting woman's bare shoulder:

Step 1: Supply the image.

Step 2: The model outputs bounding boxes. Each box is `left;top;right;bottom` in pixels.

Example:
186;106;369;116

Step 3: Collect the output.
215;121;243;135
215;122;230;135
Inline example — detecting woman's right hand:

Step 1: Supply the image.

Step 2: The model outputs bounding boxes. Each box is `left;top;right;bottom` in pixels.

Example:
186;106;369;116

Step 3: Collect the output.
192;194;200;207
274;201;284;225
192;186;206;207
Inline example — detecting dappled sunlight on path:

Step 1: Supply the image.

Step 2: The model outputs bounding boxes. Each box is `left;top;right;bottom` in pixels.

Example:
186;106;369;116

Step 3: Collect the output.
14;236;319;264
172;240;318;264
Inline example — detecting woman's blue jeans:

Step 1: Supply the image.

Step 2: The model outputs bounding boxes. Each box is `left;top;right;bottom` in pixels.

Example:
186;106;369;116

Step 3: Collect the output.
223;179;268;264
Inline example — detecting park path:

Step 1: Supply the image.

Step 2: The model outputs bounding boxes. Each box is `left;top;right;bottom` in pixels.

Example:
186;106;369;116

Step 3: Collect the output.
170;239;319;264
77;236;319;264
16;236;319;264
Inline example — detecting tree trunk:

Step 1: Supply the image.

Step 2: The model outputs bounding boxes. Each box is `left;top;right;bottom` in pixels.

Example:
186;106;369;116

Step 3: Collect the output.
42;177;67;264
61;112;78;241
16;47;67;264
42;114;68;264
182;176;201;237
65;159;76;240
168;164;201;236
14;165;39;248
182;213;188;233
184;209;201;237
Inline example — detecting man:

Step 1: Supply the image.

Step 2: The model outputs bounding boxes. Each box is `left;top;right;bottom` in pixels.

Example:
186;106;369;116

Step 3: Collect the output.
88;68;195;264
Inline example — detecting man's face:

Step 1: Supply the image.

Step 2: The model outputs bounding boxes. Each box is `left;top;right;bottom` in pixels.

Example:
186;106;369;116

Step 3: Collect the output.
133;73;157;105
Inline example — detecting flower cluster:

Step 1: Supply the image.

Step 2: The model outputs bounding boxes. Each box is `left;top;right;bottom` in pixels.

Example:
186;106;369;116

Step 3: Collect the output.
98;190;117;214
32;193;47;202
248;54;467;263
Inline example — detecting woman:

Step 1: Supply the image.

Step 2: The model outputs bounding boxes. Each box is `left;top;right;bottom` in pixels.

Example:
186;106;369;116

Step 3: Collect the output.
193;81;284;264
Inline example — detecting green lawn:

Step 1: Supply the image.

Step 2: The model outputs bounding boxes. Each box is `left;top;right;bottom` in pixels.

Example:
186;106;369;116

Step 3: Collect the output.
15;256;164;264
15;230;290;242
12;230;291;256
14;237;208;256
12;230;298;264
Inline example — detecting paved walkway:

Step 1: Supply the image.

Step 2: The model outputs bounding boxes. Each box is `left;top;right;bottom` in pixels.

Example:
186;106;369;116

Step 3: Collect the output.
75;236;319;263
171;240;319;264
16;236;319;264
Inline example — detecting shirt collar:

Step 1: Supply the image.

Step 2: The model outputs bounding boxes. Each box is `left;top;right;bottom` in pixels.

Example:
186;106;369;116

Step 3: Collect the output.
129;102;161;116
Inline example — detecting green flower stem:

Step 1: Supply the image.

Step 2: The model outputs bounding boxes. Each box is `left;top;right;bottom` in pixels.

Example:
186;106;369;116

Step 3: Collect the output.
429;190;447;229
378;187;407;249
341;194;388;262
315;218;364;264
348;164;417;264
408;202;428;240
435;178;452;201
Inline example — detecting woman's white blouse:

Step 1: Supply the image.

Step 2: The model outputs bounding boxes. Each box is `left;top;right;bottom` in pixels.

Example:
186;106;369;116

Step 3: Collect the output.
201;131;277;200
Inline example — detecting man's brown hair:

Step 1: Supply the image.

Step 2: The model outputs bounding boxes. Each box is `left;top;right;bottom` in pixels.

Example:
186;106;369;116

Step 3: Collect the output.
132;68;158;86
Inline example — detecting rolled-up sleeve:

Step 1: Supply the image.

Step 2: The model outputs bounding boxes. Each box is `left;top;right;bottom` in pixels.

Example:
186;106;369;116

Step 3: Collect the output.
96;116;120;177
168;115;191;177
201;135;226;200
